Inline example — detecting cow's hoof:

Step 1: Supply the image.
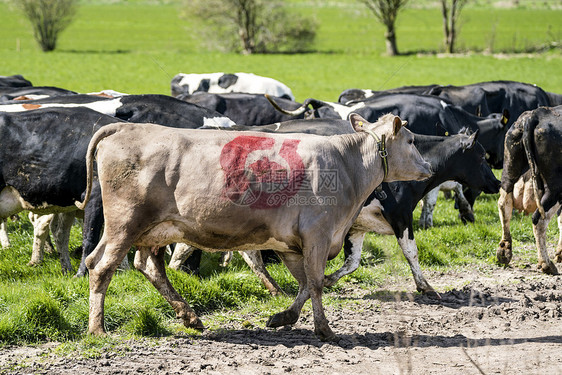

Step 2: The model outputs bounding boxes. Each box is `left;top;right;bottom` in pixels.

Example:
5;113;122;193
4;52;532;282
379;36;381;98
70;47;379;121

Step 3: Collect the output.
496;241;512;265
184;315;205;331
423;289;441;299
459;212;475;224
554;251;562;264
266;310;299;328
538;261;559;275
315;325;336;342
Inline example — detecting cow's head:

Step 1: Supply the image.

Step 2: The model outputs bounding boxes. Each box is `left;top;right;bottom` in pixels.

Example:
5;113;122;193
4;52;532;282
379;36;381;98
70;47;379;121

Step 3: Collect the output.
476;108;510;169
349;113;432;182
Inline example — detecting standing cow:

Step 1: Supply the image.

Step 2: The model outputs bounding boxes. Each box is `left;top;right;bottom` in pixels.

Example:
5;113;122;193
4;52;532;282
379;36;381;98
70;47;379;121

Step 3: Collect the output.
76;113;431;340
497;105;562;274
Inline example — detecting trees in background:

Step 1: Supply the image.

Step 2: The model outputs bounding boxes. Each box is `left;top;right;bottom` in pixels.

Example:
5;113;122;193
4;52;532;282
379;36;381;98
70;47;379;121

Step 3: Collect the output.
184;0;317;54
441;0;469;53
357;0;409;56
15;0;78;52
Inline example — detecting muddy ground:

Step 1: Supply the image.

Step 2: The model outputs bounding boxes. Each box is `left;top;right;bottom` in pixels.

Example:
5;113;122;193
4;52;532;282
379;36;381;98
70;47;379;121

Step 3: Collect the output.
1;263;561;375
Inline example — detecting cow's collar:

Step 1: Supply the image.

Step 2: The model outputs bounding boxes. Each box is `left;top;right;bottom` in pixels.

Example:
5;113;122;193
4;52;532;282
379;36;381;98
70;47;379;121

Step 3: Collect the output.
362;128;389;179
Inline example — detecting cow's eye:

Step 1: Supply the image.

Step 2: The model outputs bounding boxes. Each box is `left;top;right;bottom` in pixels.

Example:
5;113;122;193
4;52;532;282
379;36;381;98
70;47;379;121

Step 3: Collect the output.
408;139;414;145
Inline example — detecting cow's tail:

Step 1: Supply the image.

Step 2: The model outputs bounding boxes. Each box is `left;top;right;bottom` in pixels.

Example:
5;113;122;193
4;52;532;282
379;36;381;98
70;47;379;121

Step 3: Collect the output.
522;110;546;219
265;94;325;116
75;123;123;210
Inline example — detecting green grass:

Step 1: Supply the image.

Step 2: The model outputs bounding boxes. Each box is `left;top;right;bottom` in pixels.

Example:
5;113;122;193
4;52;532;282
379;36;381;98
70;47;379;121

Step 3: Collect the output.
0;0;560;347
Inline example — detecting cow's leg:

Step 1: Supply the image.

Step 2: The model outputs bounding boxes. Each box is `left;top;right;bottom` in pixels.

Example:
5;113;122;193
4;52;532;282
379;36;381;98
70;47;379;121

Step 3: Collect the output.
133;246;203;330
266;252;310;328
220;251;233;268
77;182;104;277
28;213;53;267
497;189;514;265
396;228;440;298
419;187;439;229
554;212;562;263
0;219;10;248
168;243;195;270
86;236;132;335
533;207;558;275
239;250;282;296
50;212;75;274
453;183;474;224
324;231;364;287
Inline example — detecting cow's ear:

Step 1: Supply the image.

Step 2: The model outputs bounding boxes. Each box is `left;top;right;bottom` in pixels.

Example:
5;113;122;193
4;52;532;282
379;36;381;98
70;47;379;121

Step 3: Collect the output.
349;113;370;132
501;109;510;126
392;116;403;135
461;129;479;151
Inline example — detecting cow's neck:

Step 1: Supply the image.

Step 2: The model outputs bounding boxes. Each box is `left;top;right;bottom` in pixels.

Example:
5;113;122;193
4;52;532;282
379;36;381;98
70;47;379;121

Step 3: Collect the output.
332;132;386;200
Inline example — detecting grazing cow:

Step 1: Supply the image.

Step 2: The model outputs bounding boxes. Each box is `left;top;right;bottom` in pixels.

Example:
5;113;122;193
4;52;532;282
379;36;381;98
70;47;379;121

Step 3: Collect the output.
338;85;438;104
178;92;306;125
171;72;295;100
206;118;498;296
0;94;235;129
76;113;431;340
0;86;77;102
497;106;562;274
0;74;32;88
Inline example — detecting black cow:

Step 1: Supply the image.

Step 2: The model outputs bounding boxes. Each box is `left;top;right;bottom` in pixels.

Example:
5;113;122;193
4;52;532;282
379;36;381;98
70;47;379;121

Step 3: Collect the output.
177;92;306;126
426;80;553;123
0;94;235;129
0;75;32;88
497;105;562;274
338;85;438;104
268;93;509;169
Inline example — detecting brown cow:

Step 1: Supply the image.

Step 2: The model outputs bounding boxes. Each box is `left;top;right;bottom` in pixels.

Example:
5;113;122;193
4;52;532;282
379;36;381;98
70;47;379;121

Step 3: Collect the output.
76;113;431;341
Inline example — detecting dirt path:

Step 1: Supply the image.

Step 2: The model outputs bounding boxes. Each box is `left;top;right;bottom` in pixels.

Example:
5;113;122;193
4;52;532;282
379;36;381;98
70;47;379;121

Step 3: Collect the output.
2;264;561;375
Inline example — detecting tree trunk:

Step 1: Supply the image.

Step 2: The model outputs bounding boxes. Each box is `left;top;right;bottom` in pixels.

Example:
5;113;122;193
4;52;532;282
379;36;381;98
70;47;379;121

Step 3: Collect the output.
385;26;399;56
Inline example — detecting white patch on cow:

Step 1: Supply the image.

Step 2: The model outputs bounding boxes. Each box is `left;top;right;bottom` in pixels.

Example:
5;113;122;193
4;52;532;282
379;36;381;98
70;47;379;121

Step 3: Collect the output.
363;89;375;99
328;101;366;120
0;98;124;116
203;116;236;128
86;89;128;97
0;186;77;217
395;228;425;287
274;122;281;131
18;94;49;100
440;100;448;109
353;198;394;235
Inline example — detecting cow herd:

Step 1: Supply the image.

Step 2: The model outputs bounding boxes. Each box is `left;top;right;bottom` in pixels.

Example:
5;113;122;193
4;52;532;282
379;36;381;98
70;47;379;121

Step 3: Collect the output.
0;72;561;341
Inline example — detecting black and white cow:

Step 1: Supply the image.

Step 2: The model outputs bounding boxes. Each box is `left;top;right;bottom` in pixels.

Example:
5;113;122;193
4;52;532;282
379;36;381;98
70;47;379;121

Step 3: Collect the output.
0;96;235;276
177;92;306;126
0;75;32;88
171;72;294;100
497;105;562;274
0;94;235;129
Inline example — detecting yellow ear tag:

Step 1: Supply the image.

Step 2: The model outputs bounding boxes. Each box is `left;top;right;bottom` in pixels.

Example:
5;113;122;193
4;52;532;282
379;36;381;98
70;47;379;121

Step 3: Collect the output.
358;121;363;127
445;131;449;136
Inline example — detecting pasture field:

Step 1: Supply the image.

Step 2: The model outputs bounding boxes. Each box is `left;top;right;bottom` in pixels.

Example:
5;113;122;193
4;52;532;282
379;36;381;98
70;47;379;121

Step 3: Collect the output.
0;1;561;373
